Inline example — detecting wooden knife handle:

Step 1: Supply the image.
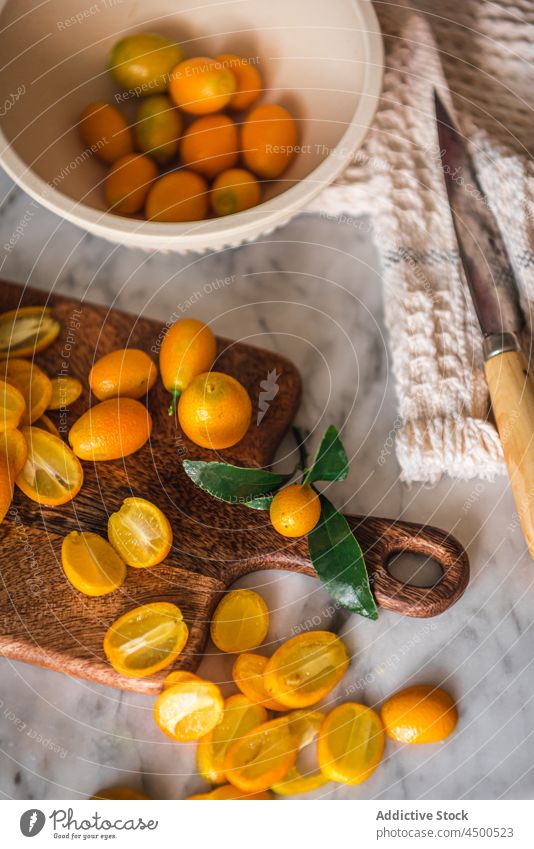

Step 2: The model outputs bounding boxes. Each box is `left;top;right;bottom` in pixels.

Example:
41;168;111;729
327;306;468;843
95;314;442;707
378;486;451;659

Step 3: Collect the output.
485;349;534;557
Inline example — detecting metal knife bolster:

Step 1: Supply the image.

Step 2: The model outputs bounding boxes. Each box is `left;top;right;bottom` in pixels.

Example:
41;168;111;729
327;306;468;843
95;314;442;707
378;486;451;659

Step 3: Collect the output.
483;332;521;361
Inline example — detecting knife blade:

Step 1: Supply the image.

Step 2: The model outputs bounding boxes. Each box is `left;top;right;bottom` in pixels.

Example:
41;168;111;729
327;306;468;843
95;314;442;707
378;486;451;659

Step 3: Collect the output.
434;90;534;558
434;91;523;350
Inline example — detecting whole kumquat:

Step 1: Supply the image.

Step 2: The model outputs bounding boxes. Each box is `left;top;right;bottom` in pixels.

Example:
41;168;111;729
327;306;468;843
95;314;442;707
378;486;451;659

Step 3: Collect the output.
178;371;252;450
16;426;83;506
380;685;458;744
317;703;384;785
108;33;183;94
145;171;208;222
0;306;60;359
169;57;236;115
4;359;52;425
180;114;238;179
269;483;321;538
104;153;158;215
61;531;126;597
210;589;269;653
68;398;152;461
159;318;216;413
79;101;134;164
264;630;349;708
89;349;158;401
242;103;298;178
154;677;224;742
210;168;261;216
134;95;182;164
107;497;172;568
104;602;188;678
215;54;262;112
197;694;268;784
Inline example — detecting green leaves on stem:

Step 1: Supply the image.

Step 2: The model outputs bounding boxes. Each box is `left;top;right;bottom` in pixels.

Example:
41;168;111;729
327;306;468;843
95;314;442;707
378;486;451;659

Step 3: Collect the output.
308;496;378;620
182;460;291;507
182;425;378;621
303;425;349;485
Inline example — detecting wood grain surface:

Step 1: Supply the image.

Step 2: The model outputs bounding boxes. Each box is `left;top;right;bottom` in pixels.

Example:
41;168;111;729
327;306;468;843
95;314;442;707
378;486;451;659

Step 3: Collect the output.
485;349;534;558
0;281;469;694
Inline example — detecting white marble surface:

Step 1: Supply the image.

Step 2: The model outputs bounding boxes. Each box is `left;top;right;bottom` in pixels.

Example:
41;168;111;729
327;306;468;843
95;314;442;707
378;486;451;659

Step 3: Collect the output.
0;169;533;801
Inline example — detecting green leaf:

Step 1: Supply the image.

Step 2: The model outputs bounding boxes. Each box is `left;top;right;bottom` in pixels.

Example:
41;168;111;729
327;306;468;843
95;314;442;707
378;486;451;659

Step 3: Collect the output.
303;425;349;484
183;459;292;506
244;495;274;510
307;496;378;620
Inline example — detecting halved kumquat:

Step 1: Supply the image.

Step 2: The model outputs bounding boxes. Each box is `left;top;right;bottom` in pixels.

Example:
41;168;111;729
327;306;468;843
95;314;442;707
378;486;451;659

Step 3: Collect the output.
104;602;188;678
154;677;224;742
232;652;287;711
197;694;268;784
4;359;52;424
107;497;172;568
317;703;384;785
264;631;349;708
272;710;327;796
224;716;298;793
210;589;269;653
0;427;27;476
16;426;83;506
61;531;126;597
0;379;26;430
0;306;61;358
48;376;83;409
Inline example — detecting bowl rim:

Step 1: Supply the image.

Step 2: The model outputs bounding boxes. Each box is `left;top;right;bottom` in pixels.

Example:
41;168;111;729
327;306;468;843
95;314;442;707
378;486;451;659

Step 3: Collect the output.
0;0;384;247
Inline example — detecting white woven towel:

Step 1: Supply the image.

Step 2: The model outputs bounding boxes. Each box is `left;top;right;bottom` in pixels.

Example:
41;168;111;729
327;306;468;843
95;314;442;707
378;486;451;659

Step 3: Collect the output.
308;0;534;482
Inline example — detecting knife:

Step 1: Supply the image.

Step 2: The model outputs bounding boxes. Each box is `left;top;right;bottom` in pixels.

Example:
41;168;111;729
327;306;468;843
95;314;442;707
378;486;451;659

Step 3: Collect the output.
434;91;534;558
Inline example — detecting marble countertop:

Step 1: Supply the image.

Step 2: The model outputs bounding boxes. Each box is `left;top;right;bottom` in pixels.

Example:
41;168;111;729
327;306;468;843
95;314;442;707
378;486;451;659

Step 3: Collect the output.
0;170;532;801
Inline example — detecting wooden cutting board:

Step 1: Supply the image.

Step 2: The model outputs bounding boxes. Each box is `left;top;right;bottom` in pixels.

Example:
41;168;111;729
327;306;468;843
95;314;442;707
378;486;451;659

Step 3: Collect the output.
0;281;469;694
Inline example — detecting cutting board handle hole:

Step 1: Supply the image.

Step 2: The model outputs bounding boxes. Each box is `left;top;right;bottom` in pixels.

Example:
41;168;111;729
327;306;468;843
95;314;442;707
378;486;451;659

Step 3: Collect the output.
386;551;444;588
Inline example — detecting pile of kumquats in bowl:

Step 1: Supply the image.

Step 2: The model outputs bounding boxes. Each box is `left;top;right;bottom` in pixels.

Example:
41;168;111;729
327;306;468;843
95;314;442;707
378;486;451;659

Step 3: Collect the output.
79;32;298;222
0;305;459;801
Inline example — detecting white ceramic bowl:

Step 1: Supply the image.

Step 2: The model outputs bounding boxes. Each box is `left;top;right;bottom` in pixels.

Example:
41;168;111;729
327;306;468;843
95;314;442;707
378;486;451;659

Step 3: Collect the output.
0;0;383;252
